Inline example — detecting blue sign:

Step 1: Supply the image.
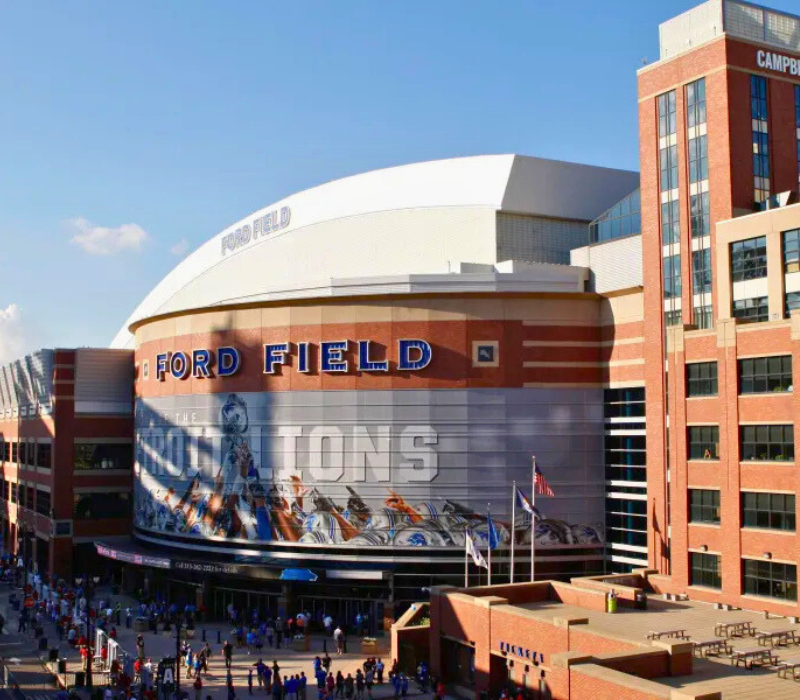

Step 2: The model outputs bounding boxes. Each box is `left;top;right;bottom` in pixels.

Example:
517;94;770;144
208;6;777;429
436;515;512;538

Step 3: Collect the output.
280;568;318;582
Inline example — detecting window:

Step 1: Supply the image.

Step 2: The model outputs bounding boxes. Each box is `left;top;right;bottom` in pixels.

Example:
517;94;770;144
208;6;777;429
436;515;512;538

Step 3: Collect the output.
590;189;641;244
18;485;26;510
732;297;768;324
658;90;677;138
10;483;17;504
73;492;131;519
663;254;681;299
686;78;707;128
694;305;713;330
692;248;712;294
751;75;770;203
742;492;795;531
11;442;17;464
788;291;800;319
604;387;646;418
784;229;800;274
740;425;794;462
739;356;792;394
74;443;133;471
35;489;50;517
688;426;719;460
36;442;51;469
687;362;717;396
665;309;682;327
731;237;767;282
660;145;679;192
661;200;680;245
690;192;710;238
689;489;720;524
688;135;708;184
690;552;721;589
743;560;797;601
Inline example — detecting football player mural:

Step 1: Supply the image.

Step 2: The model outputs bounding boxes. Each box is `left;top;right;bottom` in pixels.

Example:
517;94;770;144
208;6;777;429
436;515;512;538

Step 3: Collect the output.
134;392;604;549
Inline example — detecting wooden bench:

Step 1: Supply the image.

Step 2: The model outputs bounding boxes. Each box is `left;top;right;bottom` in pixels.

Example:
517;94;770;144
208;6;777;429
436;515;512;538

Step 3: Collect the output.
647;629;690;641
776;654;800;679
756;629;800;648
693;638;732;658
730;646;777;669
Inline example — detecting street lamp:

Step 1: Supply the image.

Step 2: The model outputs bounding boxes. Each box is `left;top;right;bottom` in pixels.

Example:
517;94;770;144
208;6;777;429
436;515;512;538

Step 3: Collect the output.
76;574;101;691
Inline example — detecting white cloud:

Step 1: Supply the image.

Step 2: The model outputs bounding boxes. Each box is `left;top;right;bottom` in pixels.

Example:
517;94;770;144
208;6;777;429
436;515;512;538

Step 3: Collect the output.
0;304;36;364
67;216;149;256
170;237;190;257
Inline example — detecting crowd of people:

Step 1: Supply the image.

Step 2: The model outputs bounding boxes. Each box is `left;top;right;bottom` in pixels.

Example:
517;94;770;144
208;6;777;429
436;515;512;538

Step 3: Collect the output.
1;564;478;700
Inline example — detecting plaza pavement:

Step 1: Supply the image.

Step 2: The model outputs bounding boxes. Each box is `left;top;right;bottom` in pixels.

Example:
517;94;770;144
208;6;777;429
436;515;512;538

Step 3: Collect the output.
0;586;431;700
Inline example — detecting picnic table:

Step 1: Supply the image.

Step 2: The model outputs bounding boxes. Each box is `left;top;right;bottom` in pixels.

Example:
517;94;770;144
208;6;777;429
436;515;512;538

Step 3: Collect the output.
647;629;690;640
715;620;756;638
777;654;800;679
693;637;732;657
756;629;800;648
730;646;777;669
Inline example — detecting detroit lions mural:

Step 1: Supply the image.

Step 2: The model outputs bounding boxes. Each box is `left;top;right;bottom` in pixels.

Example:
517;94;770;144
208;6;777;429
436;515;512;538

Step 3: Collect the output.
134;389;605;550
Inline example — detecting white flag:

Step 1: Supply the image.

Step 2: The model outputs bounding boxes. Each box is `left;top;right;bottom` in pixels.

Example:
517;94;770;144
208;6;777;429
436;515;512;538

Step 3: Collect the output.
466;532;487;569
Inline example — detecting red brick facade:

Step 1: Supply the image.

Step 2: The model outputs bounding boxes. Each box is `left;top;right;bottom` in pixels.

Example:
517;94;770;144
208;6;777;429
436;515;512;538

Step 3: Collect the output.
640;33;800;614
0;349;133;581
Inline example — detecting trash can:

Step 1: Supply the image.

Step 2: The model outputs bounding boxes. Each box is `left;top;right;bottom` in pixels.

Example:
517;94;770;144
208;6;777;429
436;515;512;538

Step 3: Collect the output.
74;671;85;687
635;591;648;611
606;592;618;614
57;659;67;674
49;648;59;662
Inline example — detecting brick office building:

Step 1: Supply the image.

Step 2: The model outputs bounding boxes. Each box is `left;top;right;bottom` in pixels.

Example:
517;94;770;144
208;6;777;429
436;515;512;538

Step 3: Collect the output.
0;348;134;581
639;0;800;614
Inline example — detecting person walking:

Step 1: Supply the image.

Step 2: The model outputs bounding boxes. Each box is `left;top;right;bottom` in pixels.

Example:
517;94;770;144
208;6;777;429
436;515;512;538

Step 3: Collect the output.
271;674;283;700
333;626;344;656
334;672;344;699
375;659;384;685
299;672;307;700
274;617;284;649
224;640;233;669
248;668;254;695
322;653;332;675
344;673;354;700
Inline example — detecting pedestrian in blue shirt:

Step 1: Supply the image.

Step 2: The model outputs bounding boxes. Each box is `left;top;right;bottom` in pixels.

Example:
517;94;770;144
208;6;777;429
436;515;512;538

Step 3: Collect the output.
299;672;308;700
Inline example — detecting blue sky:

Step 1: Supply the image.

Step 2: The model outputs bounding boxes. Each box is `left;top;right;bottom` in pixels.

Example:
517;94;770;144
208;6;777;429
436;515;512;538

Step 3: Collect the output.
0;0;795;358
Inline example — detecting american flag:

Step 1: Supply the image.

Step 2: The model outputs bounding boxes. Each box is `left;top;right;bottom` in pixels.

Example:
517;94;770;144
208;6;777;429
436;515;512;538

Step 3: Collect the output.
533;457;555;496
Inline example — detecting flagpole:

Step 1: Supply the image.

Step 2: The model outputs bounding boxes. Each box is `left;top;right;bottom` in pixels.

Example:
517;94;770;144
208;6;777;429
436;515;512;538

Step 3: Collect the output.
510;480;516;584
464;534;468;588
531;457;536;582
487;503;492;586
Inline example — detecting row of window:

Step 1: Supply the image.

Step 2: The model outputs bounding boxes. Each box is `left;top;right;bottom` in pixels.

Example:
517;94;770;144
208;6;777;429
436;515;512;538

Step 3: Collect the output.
686;356;793;397
0;480;51;516
690;554;797;602
0;479;131;520
690;489;795;531
0;442;132;470
687;424;794;462
0;441;51;469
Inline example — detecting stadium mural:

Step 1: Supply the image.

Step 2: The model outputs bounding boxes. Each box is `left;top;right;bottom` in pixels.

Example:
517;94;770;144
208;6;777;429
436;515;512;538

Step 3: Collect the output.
134;389;605;551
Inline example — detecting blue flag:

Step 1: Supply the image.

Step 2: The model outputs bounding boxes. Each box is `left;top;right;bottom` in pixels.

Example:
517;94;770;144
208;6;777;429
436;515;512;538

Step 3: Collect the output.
486;511;500;550
515;486;535;515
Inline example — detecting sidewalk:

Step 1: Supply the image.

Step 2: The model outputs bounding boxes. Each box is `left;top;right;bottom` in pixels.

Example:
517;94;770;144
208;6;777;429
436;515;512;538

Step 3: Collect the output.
0;586;433;700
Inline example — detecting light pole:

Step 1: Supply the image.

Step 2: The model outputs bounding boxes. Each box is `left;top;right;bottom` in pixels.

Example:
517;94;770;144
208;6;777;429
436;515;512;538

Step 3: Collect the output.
76;575;101;691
